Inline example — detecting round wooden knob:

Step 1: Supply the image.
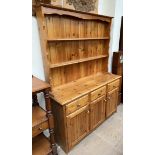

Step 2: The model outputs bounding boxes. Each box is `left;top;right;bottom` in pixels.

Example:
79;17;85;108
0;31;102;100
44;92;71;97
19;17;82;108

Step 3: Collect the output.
39;127;43;130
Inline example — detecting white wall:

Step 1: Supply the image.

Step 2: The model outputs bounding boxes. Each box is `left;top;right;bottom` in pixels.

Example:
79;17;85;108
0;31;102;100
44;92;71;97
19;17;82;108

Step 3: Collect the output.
32;17;45;81
98;0;116;17
32;17;46;110
111;0;123;51
98;0;123;71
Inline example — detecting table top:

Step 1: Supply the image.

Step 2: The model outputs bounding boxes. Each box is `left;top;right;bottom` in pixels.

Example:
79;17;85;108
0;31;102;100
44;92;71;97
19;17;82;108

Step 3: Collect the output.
32;76;50;93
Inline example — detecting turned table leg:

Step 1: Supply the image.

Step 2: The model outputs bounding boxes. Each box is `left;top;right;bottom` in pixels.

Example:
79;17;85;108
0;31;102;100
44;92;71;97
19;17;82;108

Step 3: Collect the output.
32;94;39;106
44;89;58;155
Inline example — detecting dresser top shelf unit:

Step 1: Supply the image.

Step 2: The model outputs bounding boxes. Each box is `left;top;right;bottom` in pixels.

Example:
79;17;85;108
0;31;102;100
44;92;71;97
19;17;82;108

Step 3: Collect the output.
36;5;114;105
50;72;121;105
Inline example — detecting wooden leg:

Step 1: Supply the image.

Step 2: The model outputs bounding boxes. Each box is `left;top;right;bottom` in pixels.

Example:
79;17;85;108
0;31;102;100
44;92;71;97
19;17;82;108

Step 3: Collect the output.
47;152;53;155
32;94;39;106
44;89;58;155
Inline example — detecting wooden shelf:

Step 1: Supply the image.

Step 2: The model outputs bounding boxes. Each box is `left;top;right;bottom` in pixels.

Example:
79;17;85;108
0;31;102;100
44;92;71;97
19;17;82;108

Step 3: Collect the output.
32;106;48;128
32;134;52;155
50;55;108;68
47;37;110;42
50;72;121;105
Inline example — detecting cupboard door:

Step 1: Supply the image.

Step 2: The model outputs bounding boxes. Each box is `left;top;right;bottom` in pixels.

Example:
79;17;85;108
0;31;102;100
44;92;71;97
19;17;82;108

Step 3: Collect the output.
90;96;106;130
67;105;89;150
106;88;118;118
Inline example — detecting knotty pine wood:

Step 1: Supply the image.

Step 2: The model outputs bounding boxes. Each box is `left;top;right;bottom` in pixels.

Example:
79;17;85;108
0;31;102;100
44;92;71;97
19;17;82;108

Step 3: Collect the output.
51;77;121;153
50;59;108;88
45;15;110;39
35;5;121;153
50;72;121;105
90;96;106;131
50;55;108;68
36;5;112;84
51;100;68;152
66;105;89;150
107;79;120;92
48;39;108;64
66;94;89;115
106;88;118;118
91;86;106;101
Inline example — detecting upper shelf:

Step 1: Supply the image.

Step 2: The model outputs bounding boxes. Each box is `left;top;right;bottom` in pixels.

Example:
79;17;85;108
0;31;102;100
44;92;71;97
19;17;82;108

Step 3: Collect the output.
47;37;110;42
50;55;108;68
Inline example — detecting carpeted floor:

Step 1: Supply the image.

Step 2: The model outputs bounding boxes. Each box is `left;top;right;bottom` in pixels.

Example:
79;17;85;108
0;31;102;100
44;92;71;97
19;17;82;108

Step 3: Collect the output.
57;104;123;155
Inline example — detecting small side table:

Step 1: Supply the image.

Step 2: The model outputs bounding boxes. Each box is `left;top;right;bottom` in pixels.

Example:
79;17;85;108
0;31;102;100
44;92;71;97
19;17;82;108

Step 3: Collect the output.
32;76;57;155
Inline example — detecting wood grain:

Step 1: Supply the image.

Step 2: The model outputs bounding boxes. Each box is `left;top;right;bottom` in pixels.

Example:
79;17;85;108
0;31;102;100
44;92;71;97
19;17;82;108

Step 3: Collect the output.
66;94;89;115
90;96;106;130
32;134;52;155
106;88;119;118
91;86;106;101
107;79;120;92
32;76;50;93
32;106;48;138
35;6;121;153
50;72;121;105
32;76;57;155
66;105;89;149
50;55;108;68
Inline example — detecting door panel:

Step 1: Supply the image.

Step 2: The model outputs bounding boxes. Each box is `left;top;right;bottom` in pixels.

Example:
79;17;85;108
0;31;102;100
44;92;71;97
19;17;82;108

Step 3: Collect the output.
106;88;118;118
67;105;89;149
90;96;106;130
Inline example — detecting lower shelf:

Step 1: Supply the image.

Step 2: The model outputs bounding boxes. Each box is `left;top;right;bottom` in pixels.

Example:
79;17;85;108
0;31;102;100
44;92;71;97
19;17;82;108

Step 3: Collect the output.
32;134;52;155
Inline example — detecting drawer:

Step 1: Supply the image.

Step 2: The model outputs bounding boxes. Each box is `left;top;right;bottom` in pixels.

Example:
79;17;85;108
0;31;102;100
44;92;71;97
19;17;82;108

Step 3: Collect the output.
107;79;120;92
66;95;89;115
32;120;48;138
91;86;106;101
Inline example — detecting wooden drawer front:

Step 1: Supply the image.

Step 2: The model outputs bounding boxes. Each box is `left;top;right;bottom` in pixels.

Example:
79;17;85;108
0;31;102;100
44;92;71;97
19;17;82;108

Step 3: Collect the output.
107;80;120;92
66;95;89;115
32;120;48;138
91;86;106;101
